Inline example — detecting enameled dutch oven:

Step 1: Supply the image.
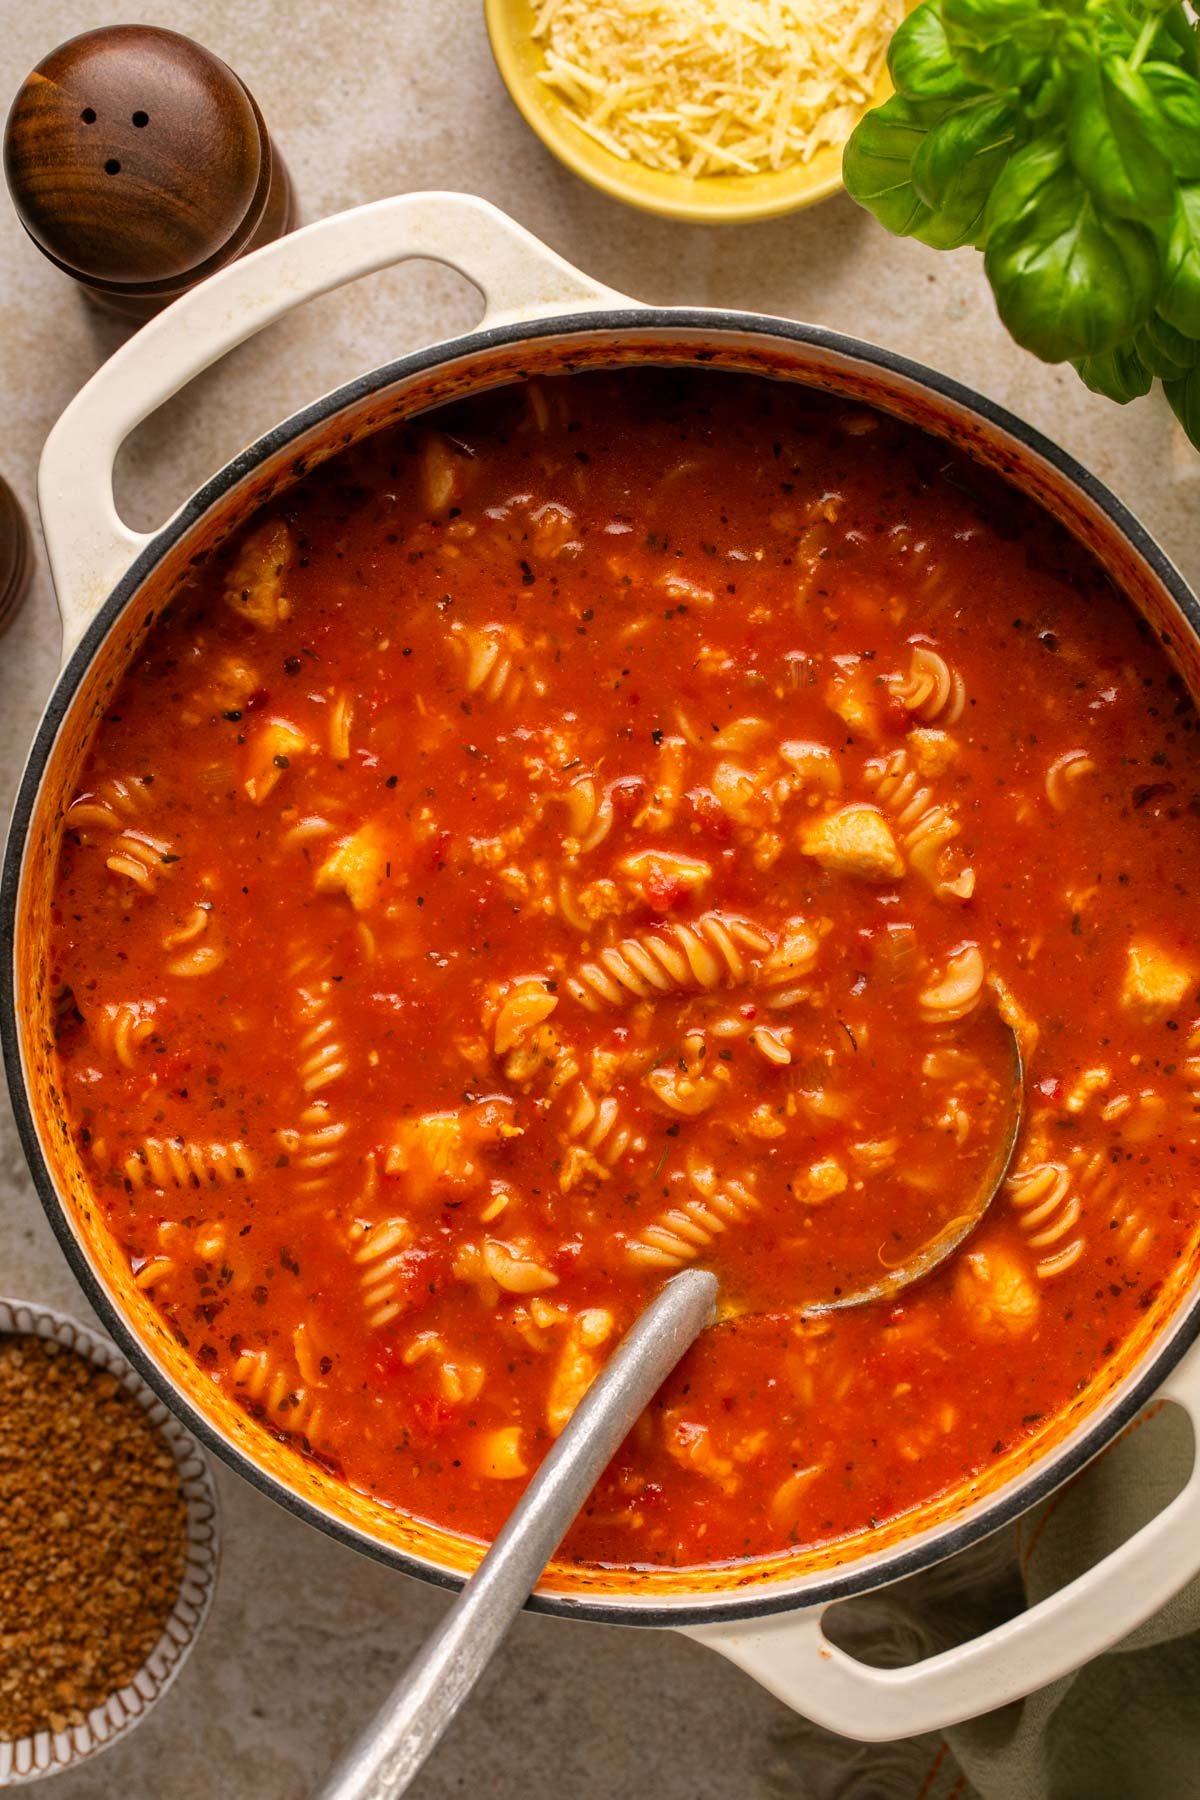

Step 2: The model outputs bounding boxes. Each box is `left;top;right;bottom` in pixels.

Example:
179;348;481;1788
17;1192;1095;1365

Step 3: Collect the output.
6;192;1200;1743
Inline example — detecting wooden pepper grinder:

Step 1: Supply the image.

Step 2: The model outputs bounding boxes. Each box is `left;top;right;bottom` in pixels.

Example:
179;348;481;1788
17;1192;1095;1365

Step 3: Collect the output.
0;475;32;637
4;25;296;320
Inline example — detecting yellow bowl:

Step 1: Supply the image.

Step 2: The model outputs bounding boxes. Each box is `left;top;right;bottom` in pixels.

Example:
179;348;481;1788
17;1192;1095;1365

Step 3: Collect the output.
484;0;899;225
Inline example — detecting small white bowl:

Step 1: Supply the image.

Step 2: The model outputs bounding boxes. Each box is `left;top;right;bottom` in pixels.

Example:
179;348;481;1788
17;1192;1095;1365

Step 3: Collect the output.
0;1297;220;1786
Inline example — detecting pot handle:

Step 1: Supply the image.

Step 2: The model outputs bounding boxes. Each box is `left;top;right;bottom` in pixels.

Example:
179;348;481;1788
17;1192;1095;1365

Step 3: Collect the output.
39;191;633;662
683;1337;1200;1743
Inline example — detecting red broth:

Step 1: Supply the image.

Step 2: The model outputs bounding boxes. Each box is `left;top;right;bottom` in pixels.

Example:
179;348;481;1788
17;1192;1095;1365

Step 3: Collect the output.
48;371;1200;1570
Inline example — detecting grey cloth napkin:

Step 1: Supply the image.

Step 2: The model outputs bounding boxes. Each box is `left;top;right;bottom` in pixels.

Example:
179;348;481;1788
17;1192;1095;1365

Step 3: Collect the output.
763;1401;1199;1800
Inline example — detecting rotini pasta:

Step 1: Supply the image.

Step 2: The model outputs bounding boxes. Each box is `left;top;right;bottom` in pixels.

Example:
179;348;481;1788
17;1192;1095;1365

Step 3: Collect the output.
90;1000;156;1068
104;830;177;894
555;774;615;855
755;917;828;1008
644;1032;729;1118
328;693;354;762
66;774;151;833
888;644;967;725
296;998;350;1095
1005;1156;1085;1279
349;1214;414;1330
567;912;772;1010
232;1345;324;1442
491;976;558;1056
559;1083;645;1190
863;747;974;902
626;1164;758;1269
918;944;985;1026
161;903;224;977
243;717;309;805
282;1102;349;1188
122;1138;254;1189
1044;749;1095;812
450;621;545;705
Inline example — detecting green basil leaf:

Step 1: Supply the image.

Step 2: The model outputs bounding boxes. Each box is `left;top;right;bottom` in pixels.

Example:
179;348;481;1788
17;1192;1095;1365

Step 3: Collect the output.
889;1;983;103
1026;62;1071;122
1073;342;1154;402
1160;6;1200;81
1164;366;1200;448
941;0;1068;90
1134;326;1187;380
1159;184;1200;332
843;95;936;238
1067;60;1176;220
984;137;1161;360
912;96;1025;246
1140;62;1200;178
982;131;1064;236
1144;309;1200;370
941;0;1062;40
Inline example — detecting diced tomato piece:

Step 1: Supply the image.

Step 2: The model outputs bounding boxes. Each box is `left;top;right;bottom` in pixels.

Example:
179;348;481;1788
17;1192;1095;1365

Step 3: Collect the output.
372;1341;409;1381
411;1394;456;1437
879;691;911;734
687;787;732;841
551;1238;583;1274
644;868;685;912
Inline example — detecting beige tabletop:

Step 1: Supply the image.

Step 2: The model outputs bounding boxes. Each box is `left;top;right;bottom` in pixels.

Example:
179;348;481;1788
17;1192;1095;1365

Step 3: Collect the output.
2;4;1199;1797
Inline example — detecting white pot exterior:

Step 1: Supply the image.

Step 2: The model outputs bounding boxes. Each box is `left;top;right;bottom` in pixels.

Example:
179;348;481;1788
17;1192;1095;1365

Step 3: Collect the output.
7;192;1200;1741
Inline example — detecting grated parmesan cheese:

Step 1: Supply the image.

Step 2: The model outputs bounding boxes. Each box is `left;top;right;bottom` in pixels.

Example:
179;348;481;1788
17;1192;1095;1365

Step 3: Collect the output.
531;0;901;179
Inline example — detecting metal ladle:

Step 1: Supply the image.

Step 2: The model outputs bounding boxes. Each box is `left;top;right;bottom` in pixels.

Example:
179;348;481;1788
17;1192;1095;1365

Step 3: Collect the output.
317;1021;1023;1800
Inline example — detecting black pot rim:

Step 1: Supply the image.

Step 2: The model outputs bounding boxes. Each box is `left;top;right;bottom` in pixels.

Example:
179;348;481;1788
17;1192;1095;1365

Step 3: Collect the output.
5;304;1199;1629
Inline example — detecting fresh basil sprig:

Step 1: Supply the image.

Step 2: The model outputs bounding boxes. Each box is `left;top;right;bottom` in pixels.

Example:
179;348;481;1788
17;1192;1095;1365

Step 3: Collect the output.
843;0;1200;450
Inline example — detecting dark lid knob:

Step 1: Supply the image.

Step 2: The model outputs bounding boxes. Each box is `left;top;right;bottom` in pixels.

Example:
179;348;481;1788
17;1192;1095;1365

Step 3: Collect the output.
0;475;32;639
4;25;293;312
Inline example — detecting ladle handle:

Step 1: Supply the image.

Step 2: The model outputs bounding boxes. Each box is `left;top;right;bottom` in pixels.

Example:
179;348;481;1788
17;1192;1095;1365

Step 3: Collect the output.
316;1269;718;1800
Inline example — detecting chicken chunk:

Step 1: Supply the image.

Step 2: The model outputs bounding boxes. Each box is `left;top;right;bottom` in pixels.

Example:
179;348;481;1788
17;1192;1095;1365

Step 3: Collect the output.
825;668;880;740
800;804;904;882
954;1245;1039;1342
242;717;308;805
907;728;959;778
617;848;711;906
491;977;557;1056
224;520;293;630
386;1098;519;1197
315;823;390;911
1121;940;1193;1018
420;431;475;514
779;739;843;793
546;1309;614;1436
474;1426;527;1480
793;1157;848;1206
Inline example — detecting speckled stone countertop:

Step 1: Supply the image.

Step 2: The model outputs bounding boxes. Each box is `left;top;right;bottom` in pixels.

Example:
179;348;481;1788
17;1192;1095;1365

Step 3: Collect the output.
2;4;1199;1797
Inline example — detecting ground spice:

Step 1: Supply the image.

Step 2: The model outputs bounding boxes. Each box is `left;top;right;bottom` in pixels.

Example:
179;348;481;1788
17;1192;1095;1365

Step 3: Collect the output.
0;1334;188;1740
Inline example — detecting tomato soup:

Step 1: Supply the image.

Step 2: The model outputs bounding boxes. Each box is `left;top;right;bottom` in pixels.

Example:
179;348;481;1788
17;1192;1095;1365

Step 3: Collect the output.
46;370;1200;1571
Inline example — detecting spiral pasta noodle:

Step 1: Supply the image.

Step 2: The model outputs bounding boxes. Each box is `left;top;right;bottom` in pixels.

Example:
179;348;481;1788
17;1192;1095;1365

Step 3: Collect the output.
450;621;545;705
123;1137;255;1189
1005;1157;1085;1279
889;644;966;725
568;912;772;1010
864;747;973;902
917;944;985;1026
626;1163;758;1270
